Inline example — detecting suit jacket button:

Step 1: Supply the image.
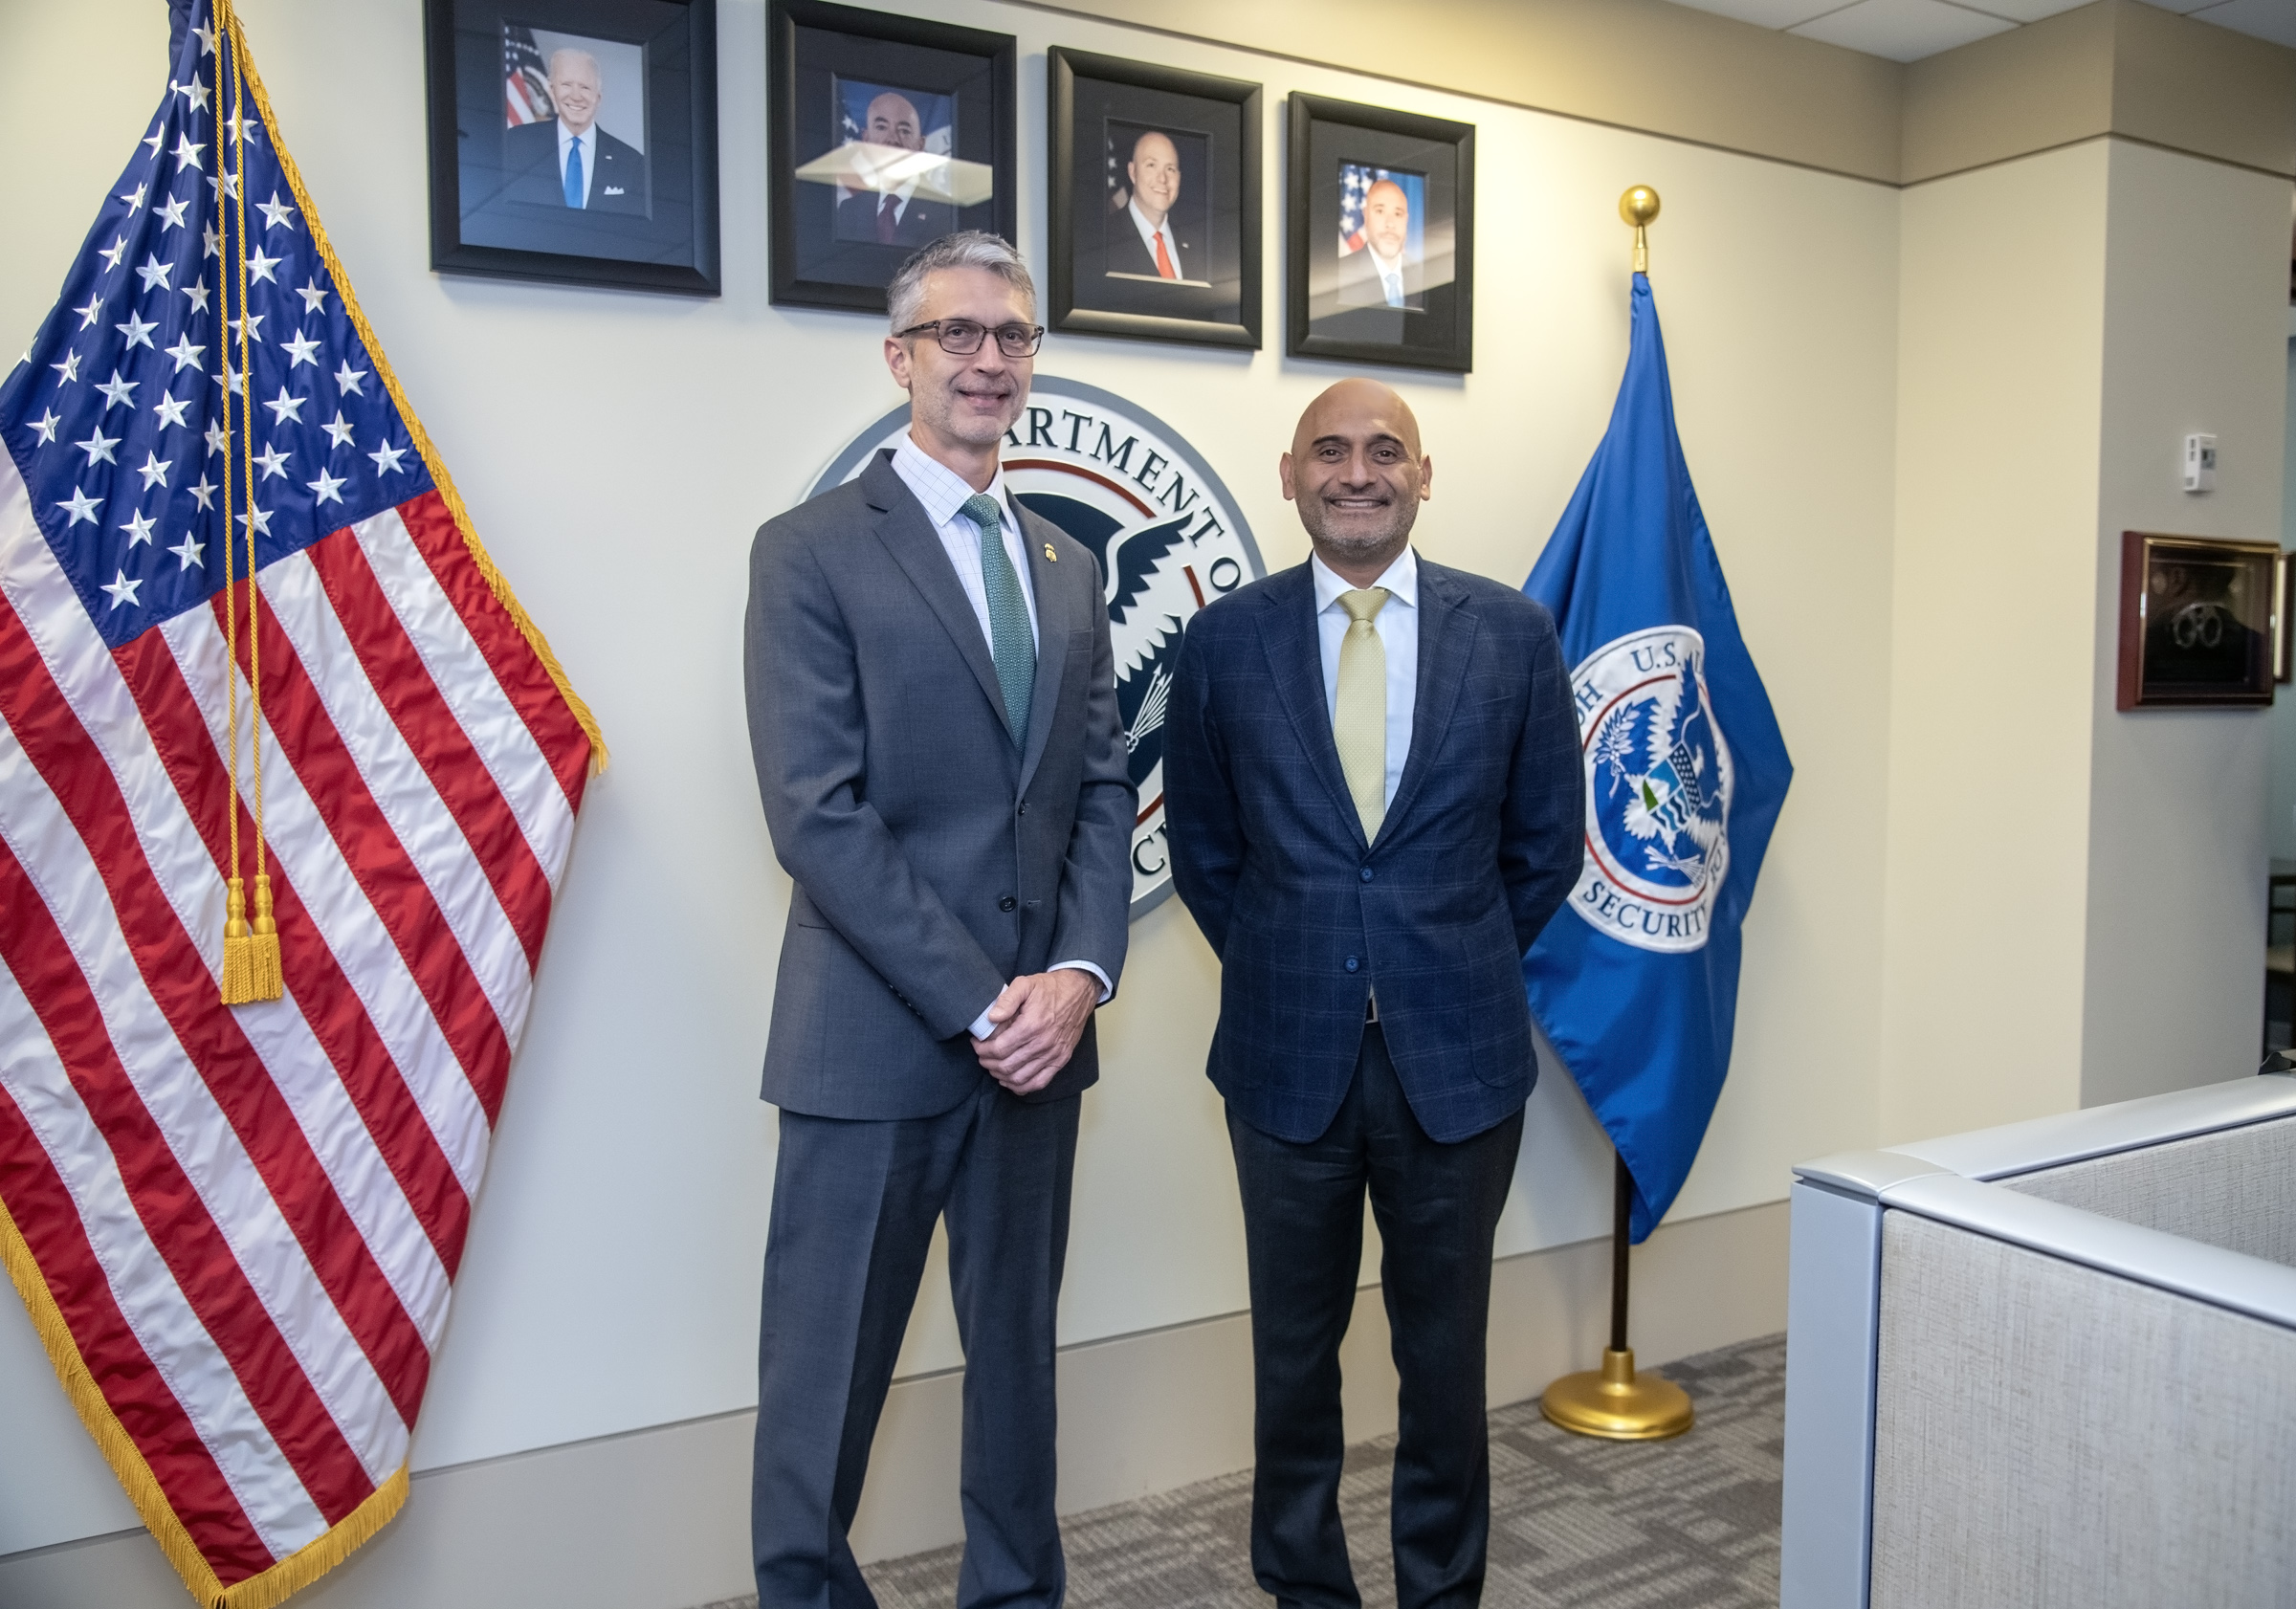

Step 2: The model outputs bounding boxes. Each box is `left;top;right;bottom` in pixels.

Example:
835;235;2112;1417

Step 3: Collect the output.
1000;895;1018;912
1359;867;1374;882
1018;802;1028;815
1345;956;1360;973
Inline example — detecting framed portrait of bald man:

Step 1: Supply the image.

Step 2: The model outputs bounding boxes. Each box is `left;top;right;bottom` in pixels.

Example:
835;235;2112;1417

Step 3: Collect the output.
423;0;721;295
1047;49;1262;349
1285;95;1473;372
768;0;1016;314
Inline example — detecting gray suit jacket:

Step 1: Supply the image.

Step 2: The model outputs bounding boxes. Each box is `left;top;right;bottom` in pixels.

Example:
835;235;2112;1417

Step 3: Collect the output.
745;450;1135;1120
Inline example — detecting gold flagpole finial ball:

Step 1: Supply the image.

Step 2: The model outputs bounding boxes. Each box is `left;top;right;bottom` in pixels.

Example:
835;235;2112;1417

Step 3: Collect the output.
1619;187;1661;228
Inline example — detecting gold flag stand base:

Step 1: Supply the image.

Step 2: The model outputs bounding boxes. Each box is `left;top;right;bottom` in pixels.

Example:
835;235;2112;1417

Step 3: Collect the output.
1540;1347;1693;1441
1540;1126;1697;1442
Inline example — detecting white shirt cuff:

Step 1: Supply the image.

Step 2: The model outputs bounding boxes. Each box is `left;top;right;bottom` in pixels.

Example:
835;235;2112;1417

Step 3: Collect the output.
969;961;1113;1041
1050;959;1114;1003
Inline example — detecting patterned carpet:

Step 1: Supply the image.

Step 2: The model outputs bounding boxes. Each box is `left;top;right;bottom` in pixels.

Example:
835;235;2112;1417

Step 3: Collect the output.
710;1332;1785;1609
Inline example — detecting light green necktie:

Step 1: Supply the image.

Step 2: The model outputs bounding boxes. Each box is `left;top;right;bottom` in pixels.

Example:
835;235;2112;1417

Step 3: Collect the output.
961;492;1036;747
1335;588;1390;839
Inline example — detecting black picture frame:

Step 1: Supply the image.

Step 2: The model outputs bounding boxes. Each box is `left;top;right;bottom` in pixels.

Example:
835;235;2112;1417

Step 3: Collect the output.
768;0;1016;315
1048;49;1261;349
423;0;720;296
2116;531;2281;710
1285;93;1473;373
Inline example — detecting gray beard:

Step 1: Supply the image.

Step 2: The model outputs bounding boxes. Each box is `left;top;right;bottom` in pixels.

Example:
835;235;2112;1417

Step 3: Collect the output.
1303;507;1415;572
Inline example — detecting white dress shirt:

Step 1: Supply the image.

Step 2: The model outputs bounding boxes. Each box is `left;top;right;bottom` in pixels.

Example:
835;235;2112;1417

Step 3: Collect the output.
1364;245;1408;307
556;121;597;208
846;180;920;228
888;433;1111;1033
1127;198;1183;279
891;432;1039;650
1312;546;1418;813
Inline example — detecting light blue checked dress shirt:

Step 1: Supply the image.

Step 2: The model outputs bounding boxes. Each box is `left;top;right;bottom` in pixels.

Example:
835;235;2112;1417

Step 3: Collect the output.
888;434;1113;1036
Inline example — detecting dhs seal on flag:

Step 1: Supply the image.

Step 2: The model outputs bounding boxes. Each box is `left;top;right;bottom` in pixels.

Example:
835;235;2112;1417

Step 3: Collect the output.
1570;626;1733;955
813;376;1262;915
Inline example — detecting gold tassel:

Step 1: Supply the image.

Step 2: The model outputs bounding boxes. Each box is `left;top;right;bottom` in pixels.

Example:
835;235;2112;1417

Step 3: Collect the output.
246;872;283;1001
220;876;258;1004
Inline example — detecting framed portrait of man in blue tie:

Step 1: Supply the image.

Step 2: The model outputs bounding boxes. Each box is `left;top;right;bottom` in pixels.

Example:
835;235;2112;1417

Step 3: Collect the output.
1286;94;1473;373
1044;49;1262;351
423;0;721;295
1333;165;1426;313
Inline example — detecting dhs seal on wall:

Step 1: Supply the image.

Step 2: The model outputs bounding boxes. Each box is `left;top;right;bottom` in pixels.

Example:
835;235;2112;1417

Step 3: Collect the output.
1569;626;1734;955
811;376;1264;918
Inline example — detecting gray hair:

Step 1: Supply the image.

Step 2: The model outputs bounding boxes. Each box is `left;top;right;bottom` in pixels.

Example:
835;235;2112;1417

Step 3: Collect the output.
886;231;1036;333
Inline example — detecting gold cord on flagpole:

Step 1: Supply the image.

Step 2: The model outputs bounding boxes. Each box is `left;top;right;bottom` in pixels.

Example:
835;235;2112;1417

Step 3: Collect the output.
1620;186;1660;275
217;0;281;1004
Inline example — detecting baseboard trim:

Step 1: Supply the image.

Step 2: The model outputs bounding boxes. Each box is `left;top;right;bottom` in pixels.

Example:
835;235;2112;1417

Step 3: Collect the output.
0;1200;1787;1609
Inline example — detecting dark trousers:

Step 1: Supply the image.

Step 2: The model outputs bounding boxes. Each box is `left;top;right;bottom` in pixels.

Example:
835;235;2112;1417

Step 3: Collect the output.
752;1080;1080;1609
1227;1025;1525;1609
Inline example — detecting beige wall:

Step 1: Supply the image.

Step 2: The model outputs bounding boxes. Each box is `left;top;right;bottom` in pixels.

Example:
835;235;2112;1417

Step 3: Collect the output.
1879;132;2292;1147
2080;141;2289;1109
1881;143;2110;1143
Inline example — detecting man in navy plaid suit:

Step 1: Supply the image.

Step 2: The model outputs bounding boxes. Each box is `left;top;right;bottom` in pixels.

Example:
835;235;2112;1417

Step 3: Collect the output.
1165;379;1582;1609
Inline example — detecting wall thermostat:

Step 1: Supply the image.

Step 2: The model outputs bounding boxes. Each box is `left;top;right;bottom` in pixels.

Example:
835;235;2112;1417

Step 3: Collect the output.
2183;432;2218;493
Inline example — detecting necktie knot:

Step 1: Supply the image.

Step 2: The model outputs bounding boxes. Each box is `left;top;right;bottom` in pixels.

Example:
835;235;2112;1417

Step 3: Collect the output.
960;492;1002;536
1338;587;1389;627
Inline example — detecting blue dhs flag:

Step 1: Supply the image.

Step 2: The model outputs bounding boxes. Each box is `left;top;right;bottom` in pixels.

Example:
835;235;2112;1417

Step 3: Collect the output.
1524;273;1793;1243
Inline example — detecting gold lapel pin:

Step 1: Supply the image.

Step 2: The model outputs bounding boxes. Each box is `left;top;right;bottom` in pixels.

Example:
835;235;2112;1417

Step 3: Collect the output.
1044;543;1057;562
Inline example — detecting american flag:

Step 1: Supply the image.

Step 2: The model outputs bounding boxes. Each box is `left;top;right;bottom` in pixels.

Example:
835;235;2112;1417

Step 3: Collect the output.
1337;162;1389;256
504;24;552;127
0;2;598;1602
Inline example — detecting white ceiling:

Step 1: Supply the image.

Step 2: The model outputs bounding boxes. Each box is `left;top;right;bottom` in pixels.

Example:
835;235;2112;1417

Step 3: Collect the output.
1667;0;2296;61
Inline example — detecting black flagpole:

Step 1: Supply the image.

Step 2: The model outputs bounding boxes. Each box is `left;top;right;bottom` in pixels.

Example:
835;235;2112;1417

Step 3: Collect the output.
1538;1146;1694;1440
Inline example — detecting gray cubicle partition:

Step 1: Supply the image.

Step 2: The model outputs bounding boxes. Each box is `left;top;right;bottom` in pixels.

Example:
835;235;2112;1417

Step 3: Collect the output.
1779;1073;2296;1609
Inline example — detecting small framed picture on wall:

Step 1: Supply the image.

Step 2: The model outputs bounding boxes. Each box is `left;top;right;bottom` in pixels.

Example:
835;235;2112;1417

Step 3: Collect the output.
2117;531;2282;709
423;0;721;295
1285;94;1473;372
768;0;1016;315
1047;49;1262;349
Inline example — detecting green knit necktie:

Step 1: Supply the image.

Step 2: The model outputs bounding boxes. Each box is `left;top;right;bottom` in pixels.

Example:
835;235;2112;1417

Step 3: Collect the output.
962;492;1036;747
1336;587;1390;839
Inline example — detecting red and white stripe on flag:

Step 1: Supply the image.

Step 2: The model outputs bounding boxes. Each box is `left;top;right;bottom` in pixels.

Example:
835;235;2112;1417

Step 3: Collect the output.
0;7;598;1606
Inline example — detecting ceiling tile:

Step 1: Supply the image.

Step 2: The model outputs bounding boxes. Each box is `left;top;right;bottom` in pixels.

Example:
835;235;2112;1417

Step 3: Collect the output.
1664;0;1848;24
1790;0;2019;59
1961;0;2089;19
2141;0;2234;13
2185;0;2296;46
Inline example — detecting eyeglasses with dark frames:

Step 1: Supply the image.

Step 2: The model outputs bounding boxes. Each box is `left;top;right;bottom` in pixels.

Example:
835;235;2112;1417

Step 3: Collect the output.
895;319;1046;358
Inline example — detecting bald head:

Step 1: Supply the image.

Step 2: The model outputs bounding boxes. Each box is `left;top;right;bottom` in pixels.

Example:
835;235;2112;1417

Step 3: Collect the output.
1282;379;1433;583
1362;178;1411;261
1128;129;1181;226
865;92;924;150
1291;379;1421;462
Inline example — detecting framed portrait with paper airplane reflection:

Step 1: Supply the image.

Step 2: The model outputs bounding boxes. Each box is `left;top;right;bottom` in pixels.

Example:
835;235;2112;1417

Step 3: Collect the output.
767;0;1015;314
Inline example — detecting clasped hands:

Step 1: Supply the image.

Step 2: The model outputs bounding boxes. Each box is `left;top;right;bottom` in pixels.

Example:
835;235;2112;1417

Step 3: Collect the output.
971;969;1099;1094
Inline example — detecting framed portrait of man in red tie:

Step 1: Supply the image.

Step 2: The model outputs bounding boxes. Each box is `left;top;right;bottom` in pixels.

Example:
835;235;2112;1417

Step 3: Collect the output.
1286;94;1474;374
423;0;720;296
1046;49;1262;351
767;0;1016;315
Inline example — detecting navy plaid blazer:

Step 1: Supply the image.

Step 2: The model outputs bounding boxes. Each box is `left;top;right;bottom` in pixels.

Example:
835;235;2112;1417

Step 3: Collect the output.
1164;556;1583;1144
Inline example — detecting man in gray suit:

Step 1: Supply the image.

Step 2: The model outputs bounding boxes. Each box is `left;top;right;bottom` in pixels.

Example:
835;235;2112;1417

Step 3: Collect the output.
744;231;1135;1609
